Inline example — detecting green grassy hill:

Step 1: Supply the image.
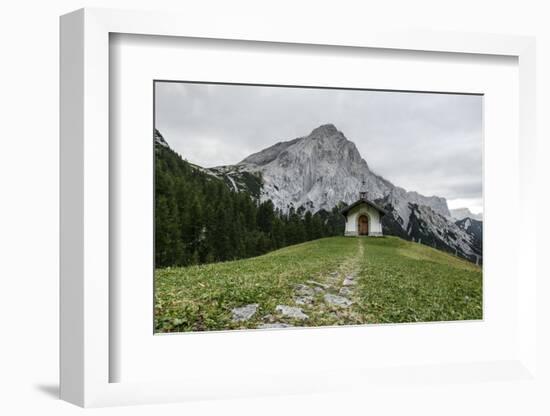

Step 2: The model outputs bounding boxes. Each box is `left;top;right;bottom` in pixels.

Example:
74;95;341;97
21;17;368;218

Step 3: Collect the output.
155;236;482;332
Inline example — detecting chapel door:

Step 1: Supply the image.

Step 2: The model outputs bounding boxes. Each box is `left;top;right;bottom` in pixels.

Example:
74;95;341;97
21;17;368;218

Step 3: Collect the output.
358;215;369;235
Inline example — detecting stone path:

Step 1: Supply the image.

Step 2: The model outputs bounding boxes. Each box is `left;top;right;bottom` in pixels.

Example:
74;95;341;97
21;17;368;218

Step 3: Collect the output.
253;238;364;329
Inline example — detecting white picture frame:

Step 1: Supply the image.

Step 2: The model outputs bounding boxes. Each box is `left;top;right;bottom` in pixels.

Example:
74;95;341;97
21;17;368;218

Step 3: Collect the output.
60;8;538;408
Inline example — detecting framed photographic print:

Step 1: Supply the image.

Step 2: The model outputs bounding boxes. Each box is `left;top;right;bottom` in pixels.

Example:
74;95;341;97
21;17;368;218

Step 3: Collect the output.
152;81;484;334
60;8;539;408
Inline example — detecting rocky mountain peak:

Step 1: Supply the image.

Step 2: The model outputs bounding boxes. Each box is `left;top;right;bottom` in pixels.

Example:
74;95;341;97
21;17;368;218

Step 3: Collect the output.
309;123;341;138
228;124;449;220
239;123;355;168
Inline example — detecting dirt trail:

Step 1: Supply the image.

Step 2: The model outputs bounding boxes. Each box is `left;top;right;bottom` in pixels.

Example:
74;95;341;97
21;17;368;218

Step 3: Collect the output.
331;238;363;297
337;238;363;281
307;237;363;290
257;239;365;328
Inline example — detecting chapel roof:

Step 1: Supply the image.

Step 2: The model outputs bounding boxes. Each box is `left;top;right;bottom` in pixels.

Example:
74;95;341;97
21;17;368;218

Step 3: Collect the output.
340;198;388;217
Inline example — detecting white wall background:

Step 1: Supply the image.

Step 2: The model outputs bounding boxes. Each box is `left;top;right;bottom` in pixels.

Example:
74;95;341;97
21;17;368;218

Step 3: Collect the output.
0;1;548;415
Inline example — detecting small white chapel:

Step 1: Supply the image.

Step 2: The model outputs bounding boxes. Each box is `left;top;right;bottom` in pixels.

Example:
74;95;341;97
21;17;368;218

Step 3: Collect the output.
341;182;386;237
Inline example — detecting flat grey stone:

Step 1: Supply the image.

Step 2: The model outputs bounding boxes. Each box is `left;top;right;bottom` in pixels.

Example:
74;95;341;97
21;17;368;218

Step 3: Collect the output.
339;287;353;296
294;295;314;305
275;305;309;320
306;280;330;290
257;323;294;329
294;284;315;296
324;294;353;307
231;303;259;322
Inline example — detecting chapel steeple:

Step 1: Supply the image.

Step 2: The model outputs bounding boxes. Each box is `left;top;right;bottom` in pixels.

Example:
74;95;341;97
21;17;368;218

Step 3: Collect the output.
359;179;368;201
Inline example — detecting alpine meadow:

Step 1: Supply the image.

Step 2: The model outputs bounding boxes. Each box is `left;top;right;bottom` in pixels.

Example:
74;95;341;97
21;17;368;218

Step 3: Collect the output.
154;82;483;332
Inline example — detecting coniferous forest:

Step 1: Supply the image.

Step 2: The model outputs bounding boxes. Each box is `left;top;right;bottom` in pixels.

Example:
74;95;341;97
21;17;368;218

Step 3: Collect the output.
155;141;345;268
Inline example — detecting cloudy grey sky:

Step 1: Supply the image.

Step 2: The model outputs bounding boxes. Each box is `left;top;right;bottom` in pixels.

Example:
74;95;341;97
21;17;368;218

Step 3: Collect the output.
155;82;483;214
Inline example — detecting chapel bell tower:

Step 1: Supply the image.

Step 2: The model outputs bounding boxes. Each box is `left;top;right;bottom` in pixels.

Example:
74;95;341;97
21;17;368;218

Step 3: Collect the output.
359;179;368;200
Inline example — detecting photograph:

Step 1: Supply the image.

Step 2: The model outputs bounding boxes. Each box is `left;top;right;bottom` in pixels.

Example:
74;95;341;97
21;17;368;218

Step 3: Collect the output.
153;81;483;333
